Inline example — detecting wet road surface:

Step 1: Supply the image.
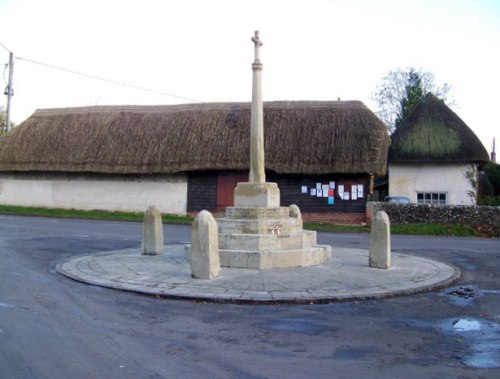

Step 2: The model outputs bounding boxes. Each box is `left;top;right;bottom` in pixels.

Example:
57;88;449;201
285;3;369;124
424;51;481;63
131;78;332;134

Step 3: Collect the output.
0;215;498;378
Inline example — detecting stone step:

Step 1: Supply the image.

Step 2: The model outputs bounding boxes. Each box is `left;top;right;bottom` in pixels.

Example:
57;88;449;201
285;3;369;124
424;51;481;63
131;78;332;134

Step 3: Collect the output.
218;230;317;251
217;217;303;235
219;245;332;269
225;207;291;220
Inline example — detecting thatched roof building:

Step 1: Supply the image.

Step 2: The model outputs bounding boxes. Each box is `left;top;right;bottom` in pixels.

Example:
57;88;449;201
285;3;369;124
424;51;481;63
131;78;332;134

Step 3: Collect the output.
0;101;389;176
388;93;489;164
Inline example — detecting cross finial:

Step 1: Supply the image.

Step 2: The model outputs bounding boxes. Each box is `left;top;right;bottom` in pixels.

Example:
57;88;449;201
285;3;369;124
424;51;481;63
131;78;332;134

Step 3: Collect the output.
251;30;263;62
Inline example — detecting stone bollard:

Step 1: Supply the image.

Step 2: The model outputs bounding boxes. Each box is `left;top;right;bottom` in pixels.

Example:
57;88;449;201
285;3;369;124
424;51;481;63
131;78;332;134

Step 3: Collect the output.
191;210;221;279
369;210;391;269
141;206;164;255
289;204;302;219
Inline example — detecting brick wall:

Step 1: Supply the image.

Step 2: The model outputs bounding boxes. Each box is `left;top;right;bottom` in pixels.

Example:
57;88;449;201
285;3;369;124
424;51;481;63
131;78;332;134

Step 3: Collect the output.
302;212;365;224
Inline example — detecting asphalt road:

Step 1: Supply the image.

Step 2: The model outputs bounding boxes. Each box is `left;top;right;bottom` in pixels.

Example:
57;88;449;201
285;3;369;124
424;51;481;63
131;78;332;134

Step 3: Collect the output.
0;215;499;379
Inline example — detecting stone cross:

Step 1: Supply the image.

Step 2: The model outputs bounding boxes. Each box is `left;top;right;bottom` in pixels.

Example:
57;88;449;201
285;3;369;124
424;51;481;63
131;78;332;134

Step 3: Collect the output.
249;30;266;183
251;31;263;62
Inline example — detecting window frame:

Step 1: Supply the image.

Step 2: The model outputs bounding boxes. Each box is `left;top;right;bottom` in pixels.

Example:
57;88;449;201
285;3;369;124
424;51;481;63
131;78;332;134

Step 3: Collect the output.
416;192;447;205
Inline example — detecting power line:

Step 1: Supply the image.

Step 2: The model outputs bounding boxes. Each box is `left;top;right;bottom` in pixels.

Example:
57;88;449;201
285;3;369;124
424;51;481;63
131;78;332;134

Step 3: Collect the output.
15;55;201;103
0;42;11;53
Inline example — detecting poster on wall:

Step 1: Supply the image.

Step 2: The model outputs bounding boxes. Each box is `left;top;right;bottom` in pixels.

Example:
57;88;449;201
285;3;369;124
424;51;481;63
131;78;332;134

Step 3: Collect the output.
328;197;334;205
301;186;308;194
343;192;350;200
358;184;364;198
316;183;322;190
317;189;323;197
310;188;316;196
329;181;336;189
338;184;344;195
351;185;358;200
328;189;334;197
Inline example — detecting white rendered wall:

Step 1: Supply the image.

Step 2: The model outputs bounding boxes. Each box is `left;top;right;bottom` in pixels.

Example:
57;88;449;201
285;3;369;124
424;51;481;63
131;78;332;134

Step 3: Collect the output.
388;163;476;205
0;175;188;215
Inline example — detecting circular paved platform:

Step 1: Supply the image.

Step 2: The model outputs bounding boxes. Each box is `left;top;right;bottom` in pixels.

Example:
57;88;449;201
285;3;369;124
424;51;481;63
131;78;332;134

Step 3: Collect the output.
56;244;460;303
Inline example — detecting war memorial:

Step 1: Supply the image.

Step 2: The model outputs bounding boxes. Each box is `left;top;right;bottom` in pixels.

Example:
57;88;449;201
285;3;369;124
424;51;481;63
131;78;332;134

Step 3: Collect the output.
57;32;459;303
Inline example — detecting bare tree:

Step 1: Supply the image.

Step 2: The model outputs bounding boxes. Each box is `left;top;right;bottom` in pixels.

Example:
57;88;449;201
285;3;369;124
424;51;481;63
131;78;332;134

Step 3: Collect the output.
372;67;453;133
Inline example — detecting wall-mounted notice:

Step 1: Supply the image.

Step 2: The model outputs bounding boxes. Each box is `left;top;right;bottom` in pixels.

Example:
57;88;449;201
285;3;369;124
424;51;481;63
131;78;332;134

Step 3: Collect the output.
316;183;322;190
329;181;336;189
322;184;329;194
358;184;364;198
317;189;323;197
310;188;316;196
338;184;344;194
328;197;334;205
351;185;358;200
343;192;350;200
328;189;334;197
301;186;308;194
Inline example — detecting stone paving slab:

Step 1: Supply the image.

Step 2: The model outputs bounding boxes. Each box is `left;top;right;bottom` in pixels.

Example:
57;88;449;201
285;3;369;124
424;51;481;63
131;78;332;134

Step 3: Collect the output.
56;244;460;303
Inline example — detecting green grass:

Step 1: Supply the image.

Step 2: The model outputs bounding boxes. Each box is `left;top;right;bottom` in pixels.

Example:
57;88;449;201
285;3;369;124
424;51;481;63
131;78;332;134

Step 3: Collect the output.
0;204;194;224
0;205;481;236
390;223;476;237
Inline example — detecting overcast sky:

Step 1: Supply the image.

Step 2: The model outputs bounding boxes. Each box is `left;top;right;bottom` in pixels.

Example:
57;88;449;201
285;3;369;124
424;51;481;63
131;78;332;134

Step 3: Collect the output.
1;0;499;152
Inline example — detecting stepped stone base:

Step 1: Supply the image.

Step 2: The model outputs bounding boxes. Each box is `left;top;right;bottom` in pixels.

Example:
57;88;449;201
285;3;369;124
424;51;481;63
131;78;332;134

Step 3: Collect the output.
217;184;332;269
219;245;331;269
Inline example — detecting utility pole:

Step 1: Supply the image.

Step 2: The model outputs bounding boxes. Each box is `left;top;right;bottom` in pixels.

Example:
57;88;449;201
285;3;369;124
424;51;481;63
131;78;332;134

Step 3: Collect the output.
5;51;14;133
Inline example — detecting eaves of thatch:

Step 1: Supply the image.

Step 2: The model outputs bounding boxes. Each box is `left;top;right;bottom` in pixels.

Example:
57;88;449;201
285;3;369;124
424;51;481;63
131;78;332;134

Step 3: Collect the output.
0;101;390;176
388;93;489;165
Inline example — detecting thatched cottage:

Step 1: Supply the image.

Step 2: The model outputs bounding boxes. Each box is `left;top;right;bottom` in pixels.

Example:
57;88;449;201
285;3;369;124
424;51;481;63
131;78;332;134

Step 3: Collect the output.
388;93;489;205
0;101;390;222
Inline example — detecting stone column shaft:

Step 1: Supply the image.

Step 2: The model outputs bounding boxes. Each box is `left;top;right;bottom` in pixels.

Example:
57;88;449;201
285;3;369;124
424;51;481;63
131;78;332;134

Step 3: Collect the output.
249;32;266;183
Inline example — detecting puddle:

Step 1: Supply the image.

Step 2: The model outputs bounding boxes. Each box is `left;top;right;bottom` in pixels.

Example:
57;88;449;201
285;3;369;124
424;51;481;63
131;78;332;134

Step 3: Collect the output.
482;289;500;296
440;317;500;369
395;316;500;369
452;318;481;332
259;316;328;335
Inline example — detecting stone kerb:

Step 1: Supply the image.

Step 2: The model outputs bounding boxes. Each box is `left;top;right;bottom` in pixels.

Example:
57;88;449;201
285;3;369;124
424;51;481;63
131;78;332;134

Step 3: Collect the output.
369;210;391;269
141;206;164;256
191;210;221;279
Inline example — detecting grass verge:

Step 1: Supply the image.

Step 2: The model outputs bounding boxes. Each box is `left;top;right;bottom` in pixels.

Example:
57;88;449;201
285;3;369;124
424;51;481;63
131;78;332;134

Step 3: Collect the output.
390;223;476;237
0;204;193;224
0;205;481;236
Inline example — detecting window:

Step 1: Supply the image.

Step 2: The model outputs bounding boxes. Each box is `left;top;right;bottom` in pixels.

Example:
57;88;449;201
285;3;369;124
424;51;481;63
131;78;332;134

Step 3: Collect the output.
417;192;447;205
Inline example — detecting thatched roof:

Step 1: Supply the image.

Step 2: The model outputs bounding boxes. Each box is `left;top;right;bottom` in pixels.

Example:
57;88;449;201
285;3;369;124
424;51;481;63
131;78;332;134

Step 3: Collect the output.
389;93;489;164
0;101;390;175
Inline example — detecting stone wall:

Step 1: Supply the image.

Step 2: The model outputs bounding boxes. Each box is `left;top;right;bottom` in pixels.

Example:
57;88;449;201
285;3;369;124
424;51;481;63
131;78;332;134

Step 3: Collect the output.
367;202;500;236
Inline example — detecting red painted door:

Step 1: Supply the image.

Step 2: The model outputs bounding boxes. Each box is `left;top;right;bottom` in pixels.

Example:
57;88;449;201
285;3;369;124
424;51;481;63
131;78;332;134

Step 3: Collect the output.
216;173;248;211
